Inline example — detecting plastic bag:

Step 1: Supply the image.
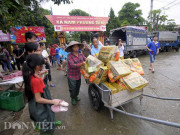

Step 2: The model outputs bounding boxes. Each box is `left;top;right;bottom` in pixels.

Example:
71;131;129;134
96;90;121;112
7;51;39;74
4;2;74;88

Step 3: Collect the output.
112;47;120;61
131;58;144;75
94;66;108;84
98;46;119;63
80;69;90;79
122;59;136;72
123;72;148;92
85;55;103;73
107;60;132;77
89;71;99;83
103;82;118;94
116;79;127;91
108;70;120;83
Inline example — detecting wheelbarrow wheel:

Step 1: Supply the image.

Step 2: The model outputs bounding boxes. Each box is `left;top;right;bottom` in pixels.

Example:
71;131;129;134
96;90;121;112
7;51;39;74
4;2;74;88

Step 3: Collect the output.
88;85;103;111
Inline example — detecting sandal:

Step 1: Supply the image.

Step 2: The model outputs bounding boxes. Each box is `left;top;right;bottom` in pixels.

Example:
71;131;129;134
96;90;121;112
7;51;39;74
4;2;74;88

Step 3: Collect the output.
53;99;69;107
50;84;55;87
59;100;69;107
152;69;155;73
51;105;68;112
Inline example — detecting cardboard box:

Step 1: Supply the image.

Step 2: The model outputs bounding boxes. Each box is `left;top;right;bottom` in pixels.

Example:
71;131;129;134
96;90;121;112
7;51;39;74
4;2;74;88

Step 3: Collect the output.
107;60;132;77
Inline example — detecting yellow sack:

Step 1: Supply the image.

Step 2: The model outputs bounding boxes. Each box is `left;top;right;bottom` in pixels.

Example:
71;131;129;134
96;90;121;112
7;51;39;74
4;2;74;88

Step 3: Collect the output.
116;79;127;91
94;66;108;84
107;60;132;77
122;59;136;72
131;58;144;75
98;46;119;63
103;82;118;94
111;83;122;92
85;55;104;73
123;72;148;92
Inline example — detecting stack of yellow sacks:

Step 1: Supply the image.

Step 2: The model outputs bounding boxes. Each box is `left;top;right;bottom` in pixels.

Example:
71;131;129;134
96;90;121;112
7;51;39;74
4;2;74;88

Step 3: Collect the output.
80;46;148;94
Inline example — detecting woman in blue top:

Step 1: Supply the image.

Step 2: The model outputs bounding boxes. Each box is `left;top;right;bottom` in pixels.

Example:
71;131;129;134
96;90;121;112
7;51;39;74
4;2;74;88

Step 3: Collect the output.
59;43;70;76
146;36;160;73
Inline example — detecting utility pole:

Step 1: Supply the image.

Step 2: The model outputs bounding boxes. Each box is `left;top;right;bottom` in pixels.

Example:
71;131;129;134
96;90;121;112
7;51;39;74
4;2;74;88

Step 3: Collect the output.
150;0;154;30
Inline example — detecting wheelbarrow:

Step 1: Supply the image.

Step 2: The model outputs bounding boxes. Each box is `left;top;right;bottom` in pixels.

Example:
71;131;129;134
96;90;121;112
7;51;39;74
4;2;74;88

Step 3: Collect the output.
88;82;180;128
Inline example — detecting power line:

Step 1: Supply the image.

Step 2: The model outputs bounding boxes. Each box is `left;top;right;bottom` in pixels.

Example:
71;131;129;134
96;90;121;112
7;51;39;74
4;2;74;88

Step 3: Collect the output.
160;0;178;9
166;1;180;8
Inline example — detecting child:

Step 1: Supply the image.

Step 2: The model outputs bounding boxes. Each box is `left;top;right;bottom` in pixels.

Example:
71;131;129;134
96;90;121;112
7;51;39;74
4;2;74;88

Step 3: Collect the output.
66;41;86;105
22;54;68;134
118;39;124;60
59;43;69;76
146;36;160;73
54;44;61;70
23;42;63;130
40;42;55;87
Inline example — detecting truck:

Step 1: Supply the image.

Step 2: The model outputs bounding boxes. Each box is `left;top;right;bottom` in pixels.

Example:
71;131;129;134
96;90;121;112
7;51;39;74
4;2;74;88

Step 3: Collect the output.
109;26;148;58
151;31;180;52
109;26;180;58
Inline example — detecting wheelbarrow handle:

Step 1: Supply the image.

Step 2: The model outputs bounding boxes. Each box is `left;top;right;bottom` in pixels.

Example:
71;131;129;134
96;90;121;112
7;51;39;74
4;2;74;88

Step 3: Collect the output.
106;105;180;128
143;94;180;101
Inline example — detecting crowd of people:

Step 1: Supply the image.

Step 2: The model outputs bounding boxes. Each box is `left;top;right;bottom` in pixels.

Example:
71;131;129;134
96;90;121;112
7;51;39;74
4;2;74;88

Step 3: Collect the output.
0;30;160;134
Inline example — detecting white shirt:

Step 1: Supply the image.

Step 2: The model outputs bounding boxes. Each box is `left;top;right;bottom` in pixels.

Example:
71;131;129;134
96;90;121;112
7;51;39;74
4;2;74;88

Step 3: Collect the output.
42;50;49;58
119;46;124;57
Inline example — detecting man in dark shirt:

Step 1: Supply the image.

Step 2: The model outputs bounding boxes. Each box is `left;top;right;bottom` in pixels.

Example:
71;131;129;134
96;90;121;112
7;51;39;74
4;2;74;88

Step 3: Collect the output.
13;44;24;70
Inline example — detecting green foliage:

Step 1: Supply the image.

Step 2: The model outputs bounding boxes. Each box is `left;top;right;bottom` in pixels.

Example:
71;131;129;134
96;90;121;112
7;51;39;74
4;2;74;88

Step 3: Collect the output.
118;2;145;25
69;9;90;16
147;9;176;31
0;0;72;33
66;32;81;42
105;8;120;36
68;9;91;43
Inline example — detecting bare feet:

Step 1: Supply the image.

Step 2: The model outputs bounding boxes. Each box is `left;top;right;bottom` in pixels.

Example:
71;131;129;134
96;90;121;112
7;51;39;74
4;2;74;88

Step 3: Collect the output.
57;67;62;70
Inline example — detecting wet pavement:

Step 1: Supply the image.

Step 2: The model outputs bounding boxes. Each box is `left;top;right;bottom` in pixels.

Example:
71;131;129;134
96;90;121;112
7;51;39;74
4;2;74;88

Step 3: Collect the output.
1;50;180;135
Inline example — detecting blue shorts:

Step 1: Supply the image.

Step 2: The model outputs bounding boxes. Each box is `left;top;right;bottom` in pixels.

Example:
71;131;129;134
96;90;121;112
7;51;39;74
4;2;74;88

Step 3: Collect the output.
56;57;60;64
149;54;156;63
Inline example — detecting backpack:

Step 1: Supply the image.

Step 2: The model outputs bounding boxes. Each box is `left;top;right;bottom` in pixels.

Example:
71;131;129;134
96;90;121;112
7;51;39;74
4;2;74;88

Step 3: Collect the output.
0;51;8;62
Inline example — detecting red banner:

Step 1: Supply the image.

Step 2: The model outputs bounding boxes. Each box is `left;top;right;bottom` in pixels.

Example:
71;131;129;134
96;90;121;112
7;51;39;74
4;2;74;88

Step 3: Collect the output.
10;26;46;43
45;15;109;26
54;25;106;32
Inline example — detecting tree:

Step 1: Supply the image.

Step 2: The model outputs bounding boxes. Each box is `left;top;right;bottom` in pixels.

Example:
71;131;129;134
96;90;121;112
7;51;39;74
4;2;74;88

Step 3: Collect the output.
118;2;145;26
68;9;91;43
0;0;72;33
147;9;176;31
105;8;120;36
69;9;90;16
